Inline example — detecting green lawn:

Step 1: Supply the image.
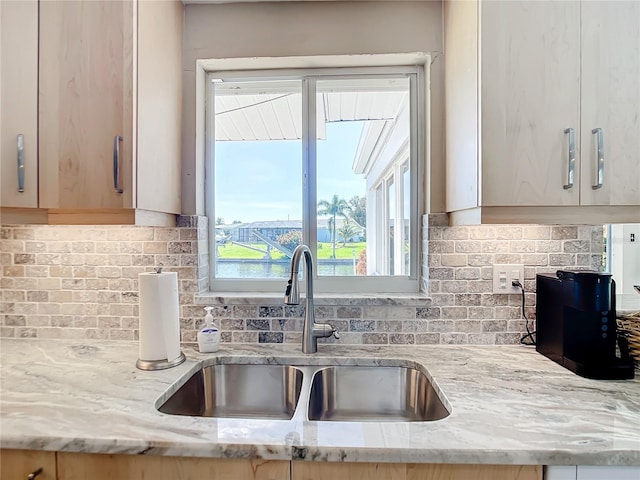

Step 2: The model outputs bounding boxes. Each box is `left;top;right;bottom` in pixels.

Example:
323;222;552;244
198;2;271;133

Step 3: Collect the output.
318;242;366;259
216;242;366;260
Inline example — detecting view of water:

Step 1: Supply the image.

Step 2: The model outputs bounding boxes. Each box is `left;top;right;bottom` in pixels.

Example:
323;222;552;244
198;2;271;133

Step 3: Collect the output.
216;260;356;278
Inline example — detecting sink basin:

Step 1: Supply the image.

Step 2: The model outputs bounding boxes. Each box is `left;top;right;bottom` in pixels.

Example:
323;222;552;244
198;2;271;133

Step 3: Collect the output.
307;365;450;422
158;364;303;419
158;361;450;423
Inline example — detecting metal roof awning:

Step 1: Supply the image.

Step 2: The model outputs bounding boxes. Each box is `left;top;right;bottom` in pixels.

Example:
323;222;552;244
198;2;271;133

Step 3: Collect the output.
213;78;408;141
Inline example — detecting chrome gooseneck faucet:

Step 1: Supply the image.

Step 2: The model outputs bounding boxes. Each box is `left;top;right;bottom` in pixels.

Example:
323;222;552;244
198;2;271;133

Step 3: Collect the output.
284;244;339;353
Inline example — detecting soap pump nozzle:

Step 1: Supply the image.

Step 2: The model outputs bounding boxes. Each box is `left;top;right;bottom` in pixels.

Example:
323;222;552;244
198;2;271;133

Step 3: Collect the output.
204;306;214;327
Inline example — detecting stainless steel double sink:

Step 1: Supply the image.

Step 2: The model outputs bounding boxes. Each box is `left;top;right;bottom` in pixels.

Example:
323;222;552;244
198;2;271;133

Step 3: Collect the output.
157;360;450;422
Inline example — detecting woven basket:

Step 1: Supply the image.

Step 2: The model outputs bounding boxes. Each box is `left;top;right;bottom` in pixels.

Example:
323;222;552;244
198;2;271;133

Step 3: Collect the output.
617;311;640;368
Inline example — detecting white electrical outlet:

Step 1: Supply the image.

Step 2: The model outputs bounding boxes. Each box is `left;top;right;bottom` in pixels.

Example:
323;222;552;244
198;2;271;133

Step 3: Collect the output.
492;264;525;294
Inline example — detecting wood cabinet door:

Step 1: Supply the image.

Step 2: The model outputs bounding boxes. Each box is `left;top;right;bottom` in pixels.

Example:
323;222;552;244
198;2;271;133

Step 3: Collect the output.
38;0;134;210
1;0;38;208
0;449;57;480
136;0;182;215
580;1;640;206
480;0;581;207
292;462;542;480
57;452;290;480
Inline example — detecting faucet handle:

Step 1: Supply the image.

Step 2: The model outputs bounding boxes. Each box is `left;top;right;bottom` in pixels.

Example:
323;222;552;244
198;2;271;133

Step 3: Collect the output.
332;329;340;340
312;323;339;341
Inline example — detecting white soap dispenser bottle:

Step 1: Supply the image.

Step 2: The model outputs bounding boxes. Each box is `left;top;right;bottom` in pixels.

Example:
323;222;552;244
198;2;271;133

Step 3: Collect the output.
197;306;220;353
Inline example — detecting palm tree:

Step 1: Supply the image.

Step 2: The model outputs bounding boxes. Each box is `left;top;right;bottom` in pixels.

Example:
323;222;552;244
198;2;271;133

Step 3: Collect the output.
337;218;358;246
345;195;366;230
318;194;347;258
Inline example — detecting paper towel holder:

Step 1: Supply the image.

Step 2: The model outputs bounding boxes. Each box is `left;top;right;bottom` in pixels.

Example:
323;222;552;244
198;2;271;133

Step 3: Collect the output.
136;353;186;371
136;266;186;371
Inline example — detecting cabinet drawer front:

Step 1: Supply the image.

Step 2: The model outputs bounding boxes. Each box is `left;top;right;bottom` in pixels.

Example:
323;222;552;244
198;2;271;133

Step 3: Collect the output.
0;449;57;480
57;452;290;480
292;462;542;480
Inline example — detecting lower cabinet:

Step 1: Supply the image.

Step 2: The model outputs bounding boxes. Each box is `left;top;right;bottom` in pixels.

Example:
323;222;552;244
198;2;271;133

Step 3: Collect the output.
1;450;289;480
0;449;57;480
545;465;640;480
292;462;541;480
57;452;289;480
26;450;640;480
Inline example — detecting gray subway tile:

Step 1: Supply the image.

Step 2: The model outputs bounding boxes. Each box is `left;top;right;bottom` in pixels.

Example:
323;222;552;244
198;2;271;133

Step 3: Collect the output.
259;306;283;317
389;333;415;345
349;320;375;332
551;226;578;240
246;319;270;330
415;333;441;344
416;307;441;319
362;333;388;344
259;332;284;343
337;307;362;319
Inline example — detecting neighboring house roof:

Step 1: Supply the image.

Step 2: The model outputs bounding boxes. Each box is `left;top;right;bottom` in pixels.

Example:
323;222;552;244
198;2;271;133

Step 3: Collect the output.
223;218;360;230
235;220;302;229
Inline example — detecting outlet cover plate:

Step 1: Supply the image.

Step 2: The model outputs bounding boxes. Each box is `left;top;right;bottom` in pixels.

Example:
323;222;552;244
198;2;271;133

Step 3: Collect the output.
492;264;525;294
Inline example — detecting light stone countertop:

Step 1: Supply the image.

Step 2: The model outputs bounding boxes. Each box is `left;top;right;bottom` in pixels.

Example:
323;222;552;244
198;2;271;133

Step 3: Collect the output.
1;339;639;466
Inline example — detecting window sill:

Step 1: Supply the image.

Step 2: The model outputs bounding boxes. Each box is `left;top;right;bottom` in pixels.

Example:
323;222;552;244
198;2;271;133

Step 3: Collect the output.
194;292;429;307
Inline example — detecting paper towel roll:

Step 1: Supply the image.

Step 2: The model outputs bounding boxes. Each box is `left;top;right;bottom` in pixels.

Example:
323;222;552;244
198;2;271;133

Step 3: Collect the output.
138;271;181;362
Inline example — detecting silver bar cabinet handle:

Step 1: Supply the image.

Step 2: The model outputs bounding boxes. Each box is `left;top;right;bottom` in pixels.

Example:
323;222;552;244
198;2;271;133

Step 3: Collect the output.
591;127;604;190
17;134;25;192
113;135;123;193
563;128;575;189
27;467;43;480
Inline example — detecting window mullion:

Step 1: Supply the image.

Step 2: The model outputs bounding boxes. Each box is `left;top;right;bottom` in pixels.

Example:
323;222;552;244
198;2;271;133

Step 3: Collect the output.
206;74;217;288
409;71;420;280
302;77;318;273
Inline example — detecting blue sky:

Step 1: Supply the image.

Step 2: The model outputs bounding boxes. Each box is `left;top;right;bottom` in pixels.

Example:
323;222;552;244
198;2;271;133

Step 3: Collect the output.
215;122;365;223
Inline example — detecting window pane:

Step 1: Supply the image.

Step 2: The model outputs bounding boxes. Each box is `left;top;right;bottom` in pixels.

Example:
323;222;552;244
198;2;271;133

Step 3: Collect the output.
403;165;411;275
388;178;395;275
315;77;410;277
375;184;384;275
213;79;302;279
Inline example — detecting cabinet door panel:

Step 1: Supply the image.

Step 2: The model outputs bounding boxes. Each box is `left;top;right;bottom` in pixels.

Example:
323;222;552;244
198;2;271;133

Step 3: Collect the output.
0;449;57;480
39;0;133;209
57;452;289;480
480;1;581;207
292;462;541;480
406;464;542;480
444;0;480;212
543;465;577;480
576;465;640;480
136;0;182;215
1;0;38;208
580;1;640;206
293;461;407;480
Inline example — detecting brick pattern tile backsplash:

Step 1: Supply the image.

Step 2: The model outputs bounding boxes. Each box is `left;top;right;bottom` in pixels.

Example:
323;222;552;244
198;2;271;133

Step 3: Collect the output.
0;215;604;345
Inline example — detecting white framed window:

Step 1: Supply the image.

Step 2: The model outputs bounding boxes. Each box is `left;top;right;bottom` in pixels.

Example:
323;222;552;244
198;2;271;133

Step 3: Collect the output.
205;65;424;293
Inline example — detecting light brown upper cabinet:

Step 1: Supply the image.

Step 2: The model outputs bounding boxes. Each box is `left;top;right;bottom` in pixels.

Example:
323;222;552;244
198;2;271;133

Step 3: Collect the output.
1;0;182;226
1;0;38;211
444;0;640;225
